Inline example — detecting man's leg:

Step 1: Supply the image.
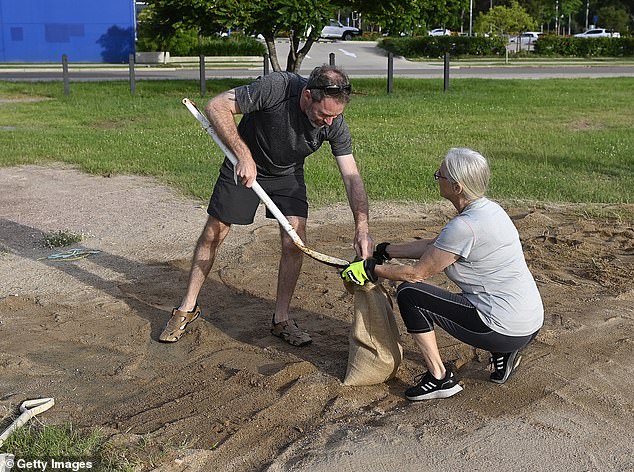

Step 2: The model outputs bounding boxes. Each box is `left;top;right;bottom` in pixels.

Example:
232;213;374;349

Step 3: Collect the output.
179;215;231;312
273;216;306;324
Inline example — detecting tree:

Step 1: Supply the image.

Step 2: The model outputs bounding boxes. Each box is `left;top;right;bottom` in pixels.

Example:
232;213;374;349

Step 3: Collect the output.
239;0;335;72
475;1;536;35
351;0;425;35
142;0;337;72
351;0;468;35
596;4;630;32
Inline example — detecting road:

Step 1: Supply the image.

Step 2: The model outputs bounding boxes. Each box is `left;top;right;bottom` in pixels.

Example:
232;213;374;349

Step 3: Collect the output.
1;40;633;81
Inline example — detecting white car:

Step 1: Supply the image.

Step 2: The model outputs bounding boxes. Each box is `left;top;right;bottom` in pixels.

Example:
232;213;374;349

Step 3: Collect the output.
429;28;451;36
509;31;542;45
574;28;620;38
320;20;361;41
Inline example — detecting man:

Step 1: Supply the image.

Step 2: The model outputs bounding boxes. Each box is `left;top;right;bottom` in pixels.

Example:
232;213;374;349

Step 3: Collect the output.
160;65;373;346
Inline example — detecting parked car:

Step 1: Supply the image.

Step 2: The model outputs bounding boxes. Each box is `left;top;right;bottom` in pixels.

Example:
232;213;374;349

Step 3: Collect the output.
509;31;542;45
320;20;361;41
429;28;451;36
574;28;620;38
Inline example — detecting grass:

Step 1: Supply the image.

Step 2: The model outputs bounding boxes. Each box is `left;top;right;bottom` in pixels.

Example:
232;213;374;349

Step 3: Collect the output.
0;423;136;471
41;229;85;248
0;78;632;206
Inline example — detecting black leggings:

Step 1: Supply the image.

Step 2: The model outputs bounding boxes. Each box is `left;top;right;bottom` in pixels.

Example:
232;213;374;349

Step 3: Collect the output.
396;282;539;354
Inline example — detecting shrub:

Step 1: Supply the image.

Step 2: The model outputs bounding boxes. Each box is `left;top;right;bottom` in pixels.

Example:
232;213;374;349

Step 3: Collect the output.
198;35;266;57
379;36;507;58
137;29;266;56
535;36;634;57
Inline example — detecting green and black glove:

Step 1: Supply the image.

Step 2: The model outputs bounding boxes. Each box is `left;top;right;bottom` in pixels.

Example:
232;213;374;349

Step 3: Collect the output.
340;259;378;286
373;242;392;264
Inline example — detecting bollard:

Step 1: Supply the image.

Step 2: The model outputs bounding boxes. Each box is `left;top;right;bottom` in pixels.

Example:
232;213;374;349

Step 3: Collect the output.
264;53;269;75
62;54;70;96
129;53;136;95
329;52;335;66
387;52;393;95
199;54;206;97
443;53;450;92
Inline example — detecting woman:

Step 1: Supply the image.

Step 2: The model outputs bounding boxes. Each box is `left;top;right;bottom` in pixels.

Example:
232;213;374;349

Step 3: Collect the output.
341;148;543;401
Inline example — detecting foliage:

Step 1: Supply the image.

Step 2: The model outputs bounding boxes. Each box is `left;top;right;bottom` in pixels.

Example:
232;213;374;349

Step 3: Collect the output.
137;27;198;54
139;0;335;72
198;35;266;56
42;229;85;248
137;0;225;50
596;5;631;33
379;36;507;58
535;35;634;56
242;0;334;72
351;0;468;35
475;1;536;35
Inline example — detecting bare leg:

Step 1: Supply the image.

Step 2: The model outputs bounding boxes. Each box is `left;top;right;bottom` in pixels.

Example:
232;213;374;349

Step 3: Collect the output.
411;331;446;379
273;216;306;324
179;215;231;312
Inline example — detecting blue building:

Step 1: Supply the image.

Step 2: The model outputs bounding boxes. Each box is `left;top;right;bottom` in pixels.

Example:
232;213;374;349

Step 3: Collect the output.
0;0;136;63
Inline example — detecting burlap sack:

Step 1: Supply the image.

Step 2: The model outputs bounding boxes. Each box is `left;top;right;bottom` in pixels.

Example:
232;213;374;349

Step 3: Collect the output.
343;281;403;386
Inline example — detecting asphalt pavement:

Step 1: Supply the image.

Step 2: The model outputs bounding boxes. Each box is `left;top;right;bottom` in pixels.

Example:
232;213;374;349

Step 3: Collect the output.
1;40;633;81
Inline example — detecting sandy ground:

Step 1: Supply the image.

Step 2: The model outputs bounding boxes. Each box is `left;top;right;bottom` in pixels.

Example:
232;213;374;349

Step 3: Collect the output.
1;164;633;471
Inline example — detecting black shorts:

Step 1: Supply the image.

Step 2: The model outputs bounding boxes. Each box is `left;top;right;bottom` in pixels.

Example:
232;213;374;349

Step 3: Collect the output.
207;162;308;225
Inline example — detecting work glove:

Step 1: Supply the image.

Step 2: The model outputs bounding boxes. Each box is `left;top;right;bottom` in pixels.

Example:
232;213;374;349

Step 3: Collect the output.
340;259;378;286
373;242;392;264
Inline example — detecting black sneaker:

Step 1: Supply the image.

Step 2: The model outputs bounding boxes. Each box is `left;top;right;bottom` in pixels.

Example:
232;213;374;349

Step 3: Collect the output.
489;350;522;384
404;370;463;401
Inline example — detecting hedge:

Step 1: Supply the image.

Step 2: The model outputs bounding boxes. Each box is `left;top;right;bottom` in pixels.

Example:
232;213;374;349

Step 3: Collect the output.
379;36;507;58
534;36;634;57
137;29;266;57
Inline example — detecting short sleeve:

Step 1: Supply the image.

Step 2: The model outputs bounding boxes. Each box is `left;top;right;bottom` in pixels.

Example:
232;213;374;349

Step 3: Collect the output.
234;72;290;114
434;216;476;259
327;117;353;157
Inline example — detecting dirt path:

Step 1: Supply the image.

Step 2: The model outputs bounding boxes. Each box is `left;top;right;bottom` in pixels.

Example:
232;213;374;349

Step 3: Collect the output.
1;165;633;471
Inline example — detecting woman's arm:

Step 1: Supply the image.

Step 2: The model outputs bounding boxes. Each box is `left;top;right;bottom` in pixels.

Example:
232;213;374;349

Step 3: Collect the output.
375;244;458;283
384;237;438;260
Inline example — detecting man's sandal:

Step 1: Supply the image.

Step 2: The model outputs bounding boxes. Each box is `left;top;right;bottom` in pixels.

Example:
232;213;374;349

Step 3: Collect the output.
271;316;312;347
159;305;201;343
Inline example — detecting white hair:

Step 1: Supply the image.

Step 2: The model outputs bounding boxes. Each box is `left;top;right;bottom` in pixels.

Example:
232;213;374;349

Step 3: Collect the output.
443;148;490;200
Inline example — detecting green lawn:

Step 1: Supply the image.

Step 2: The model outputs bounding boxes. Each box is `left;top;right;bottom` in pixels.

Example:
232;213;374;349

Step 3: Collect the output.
0;78;632;204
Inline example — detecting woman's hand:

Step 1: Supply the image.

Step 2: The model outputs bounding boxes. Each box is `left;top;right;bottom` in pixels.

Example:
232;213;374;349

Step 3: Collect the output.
340;259;377;286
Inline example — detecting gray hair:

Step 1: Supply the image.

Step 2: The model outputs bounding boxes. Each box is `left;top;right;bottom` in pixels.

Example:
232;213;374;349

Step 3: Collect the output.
305;65;351;104
443;148;490;200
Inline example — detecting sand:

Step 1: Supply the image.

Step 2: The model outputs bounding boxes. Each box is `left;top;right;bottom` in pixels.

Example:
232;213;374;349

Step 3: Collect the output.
1;165;632;471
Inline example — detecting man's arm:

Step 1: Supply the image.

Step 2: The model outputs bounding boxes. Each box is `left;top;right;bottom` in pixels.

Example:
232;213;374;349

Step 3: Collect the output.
335;154;373;258
205;90;257;187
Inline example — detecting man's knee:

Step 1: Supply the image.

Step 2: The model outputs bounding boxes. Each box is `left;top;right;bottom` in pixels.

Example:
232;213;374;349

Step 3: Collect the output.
199;217;231;248
280;233;303;256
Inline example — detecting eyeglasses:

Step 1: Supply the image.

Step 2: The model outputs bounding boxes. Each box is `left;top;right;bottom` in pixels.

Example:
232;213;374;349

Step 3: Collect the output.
309;84;352;96
434;170;449;181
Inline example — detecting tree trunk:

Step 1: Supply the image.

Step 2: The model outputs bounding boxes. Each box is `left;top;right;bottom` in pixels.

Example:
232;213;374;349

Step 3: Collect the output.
286;31;317;73
286;31;299;72
264;35;282;72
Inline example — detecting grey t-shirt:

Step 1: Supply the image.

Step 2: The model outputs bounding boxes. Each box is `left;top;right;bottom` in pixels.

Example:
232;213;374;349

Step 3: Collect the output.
434;197;544;336
233;71;353;177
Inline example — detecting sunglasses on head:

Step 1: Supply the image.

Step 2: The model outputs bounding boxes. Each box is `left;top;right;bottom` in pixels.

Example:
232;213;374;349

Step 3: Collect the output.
309;84;352;96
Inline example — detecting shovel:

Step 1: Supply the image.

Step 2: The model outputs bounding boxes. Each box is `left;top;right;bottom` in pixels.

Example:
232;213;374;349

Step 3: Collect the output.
0;398;55;448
